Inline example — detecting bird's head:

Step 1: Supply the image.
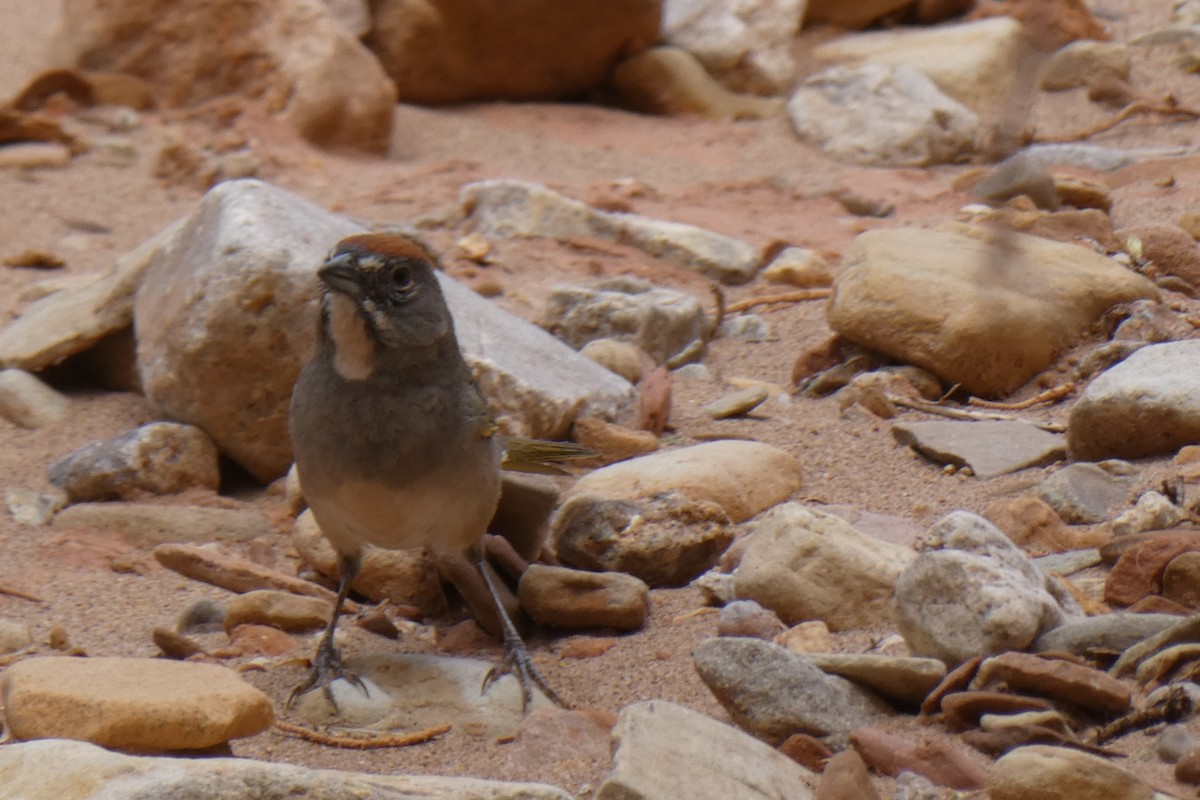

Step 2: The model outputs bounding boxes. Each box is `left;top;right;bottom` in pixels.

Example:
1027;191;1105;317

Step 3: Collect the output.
318;232;453;352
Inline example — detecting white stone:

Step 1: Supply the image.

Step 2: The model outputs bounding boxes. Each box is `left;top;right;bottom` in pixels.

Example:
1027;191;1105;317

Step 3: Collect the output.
787;63;978;167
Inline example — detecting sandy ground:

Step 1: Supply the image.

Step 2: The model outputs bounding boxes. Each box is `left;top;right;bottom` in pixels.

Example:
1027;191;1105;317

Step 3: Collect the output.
6;0;1200;796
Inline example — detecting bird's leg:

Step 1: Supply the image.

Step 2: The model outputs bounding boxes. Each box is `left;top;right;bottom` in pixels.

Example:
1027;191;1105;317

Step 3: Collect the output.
288;550;367;710
476;553;565;710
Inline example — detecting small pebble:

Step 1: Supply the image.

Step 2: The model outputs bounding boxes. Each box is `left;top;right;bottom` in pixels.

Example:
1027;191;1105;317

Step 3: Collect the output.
1159;724;1199;764
152;626;205;659
718;314;770;342
47;626;70;651
702;386;769;419
0;618;33;654
1178;747;1200;785
716;599;785;640
5;487;67;526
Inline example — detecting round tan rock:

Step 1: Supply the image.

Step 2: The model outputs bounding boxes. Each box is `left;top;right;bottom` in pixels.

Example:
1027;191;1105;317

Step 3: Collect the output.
1;656;273;750
989;745;1153;800
564;440;802;523
518;564;648;630
224;589;332;633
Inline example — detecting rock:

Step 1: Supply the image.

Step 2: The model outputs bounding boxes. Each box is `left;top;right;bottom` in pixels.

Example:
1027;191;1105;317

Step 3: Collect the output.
1033;612;1180;656
543;278;708;363
366;0;658;104
1177;747;1200;784
940;691;1054;729
1163;552;1200;609
54;0;395;151
0;220;181;372
1160;725;1200;764
693;637;891;745
0;619;32;655
989;745;1155;800
1111;615;1200;678
0;738;572;799
718;315;770;342
774;620;834;655
1112;491;1183;537
322;0;370;37
762;247;834;287
0;656;272;749
805;654;945;709
0;369;68;428
0;142;71;169
1119;223;1200;287
461;180;761;285
502;708;613;774
804;0;910;29
816;748;880;800
610;47;784;120
983;497;1097;554
294;509;446;615
828;225;1157;397
662;0;805;95
596;699;818;800
1068;341;1200;460
1040;40;1131;91
48;422;220;502
1053;175;1113;212
973;652;1131;715
135;179;632;482
849;727;988;789
573;417;661;463
788;63;976;167
893;771;940;800
733;502;914;630
518;564;648;630
563;440;802;523
812;17;1032;116
702;386;769;419
1036;462;1131;524
52;502;273;546
1105;533;1200;607
717;599;786;640
224;589;332;633
293;653;554;736
895;512;1079;665
580;338;651;384
552;491;732;587
493;472;560;559
892;420;1065;478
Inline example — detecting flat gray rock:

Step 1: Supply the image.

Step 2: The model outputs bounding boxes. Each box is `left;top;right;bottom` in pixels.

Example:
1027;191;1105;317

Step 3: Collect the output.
596;699;817;800
892;419;1065;478
1036;463;1131;524
1032;549;1102;577
0;739;571;800
693;637;891;746
1033;612;1182;656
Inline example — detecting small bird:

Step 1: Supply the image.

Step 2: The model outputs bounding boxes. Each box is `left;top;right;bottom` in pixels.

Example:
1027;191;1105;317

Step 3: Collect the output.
289;231;580;709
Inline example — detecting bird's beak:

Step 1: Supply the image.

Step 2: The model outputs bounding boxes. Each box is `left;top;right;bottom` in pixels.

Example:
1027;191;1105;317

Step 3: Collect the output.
318;253;364;299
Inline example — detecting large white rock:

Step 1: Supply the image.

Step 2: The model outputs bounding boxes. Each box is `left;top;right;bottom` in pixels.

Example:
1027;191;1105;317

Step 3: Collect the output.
662;0;807;95
0;738;573;800
1068;341;1200;461
989;745;1155;800
733;503;914;630
827;224;1158;397
460;180;761;285
787;63;978;167
813;17;1034;116
134;179;632;482
596;699;818;800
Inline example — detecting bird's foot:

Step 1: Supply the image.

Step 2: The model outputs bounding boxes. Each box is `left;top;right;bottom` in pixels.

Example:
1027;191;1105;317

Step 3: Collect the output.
288;638;368;712
482;631;564;711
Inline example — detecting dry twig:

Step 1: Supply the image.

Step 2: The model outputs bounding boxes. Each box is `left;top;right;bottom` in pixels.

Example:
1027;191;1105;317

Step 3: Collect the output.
725;289;831;314
274;720;450;749
967;383;1074;411
0;583;42;603
1041;100;1200;143
887;394;1066;432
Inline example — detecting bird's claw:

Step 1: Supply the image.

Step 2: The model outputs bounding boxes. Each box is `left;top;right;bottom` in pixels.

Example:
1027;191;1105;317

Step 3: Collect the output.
287;639;368;712
481;633;564;711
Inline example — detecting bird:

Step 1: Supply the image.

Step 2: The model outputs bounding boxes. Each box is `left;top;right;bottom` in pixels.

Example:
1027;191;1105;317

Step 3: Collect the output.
288;231;584;710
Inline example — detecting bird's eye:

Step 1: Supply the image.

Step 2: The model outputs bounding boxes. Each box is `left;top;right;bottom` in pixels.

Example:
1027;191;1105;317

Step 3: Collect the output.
388;265;416;301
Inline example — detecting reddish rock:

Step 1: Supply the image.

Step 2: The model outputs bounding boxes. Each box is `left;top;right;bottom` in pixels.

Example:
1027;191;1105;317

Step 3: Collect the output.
850;727;988;790
1176;746;1200;785
518;564;649;631
921;655;984;716
1129;595;1192;615
222;624;300;657
974;652;1131;715
816;748;880;800
1105;533;1200;607
1119;223;1200;288
779;733;833;772
983;496;1098;554
1163;552;1200;610
941;691;1054;730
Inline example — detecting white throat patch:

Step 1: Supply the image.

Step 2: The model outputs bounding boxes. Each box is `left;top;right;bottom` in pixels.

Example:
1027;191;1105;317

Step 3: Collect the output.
326;293;375;381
